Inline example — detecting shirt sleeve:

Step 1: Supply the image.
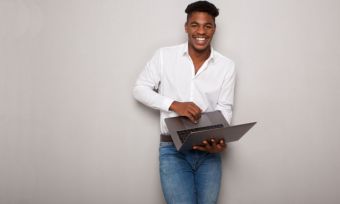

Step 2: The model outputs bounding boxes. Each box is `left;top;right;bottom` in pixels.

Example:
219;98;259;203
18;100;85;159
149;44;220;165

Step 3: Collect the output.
215;62;236;125
133;49;174;111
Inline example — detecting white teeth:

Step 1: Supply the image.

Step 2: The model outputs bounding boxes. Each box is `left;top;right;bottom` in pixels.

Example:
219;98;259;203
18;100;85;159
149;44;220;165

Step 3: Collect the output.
196;37;205;41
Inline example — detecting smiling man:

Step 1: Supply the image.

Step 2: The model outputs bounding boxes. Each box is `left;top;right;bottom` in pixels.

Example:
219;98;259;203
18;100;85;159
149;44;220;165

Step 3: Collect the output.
133;1;235;203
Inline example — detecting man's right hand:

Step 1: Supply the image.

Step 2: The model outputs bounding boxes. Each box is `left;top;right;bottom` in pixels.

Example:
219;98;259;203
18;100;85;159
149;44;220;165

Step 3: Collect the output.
169;101;202;123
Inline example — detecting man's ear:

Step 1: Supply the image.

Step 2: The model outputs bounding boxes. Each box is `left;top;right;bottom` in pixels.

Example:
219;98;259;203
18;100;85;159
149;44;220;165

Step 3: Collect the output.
184;22;188;33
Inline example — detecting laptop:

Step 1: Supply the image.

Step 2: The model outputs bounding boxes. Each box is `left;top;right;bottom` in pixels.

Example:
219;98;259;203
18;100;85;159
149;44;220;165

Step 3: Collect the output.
164;110;256;152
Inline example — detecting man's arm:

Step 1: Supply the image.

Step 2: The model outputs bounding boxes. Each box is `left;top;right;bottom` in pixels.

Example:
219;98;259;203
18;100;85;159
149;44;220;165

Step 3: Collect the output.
133;49;174;111
133;49;203;122
215;62;236;124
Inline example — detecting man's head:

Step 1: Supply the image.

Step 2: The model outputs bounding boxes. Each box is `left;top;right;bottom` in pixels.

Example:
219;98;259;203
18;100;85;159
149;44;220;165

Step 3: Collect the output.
185;1;219;53
185;1;219;23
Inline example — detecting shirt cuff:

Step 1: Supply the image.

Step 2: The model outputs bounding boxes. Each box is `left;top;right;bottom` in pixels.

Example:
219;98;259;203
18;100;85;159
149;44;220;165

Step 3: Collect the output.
161;97;174;112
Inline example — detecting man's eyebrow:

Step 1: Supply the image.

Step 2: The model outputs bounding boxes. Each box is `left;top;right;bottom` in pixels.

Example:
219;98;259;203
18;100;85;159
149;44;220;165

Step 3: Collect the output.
189;21;214;25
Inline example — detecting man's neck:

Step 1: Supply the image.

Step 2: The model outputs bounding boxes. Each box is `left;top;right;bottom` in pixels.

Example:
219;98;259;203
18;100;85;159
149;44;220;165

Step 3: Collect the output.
188;45;211;72
188;46;211;62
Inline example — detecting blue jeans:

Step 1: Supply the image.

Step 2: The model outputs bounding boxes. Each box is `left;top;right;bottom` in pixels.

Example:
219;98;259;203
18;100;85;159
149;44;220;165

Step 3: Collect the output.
159;142;222;204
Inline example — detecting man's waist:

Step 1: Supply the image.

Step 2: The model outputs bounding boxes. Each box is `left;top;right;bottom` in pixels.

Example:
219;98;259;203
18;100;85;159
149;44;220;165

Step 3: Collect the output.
160;134;173;142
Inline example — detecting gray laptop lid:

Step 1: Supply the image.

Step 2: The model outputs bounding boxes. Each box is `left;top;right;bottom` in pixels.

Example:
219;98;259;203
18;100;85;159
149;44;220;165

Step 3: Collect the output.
164;111;256;151
180;122;256;151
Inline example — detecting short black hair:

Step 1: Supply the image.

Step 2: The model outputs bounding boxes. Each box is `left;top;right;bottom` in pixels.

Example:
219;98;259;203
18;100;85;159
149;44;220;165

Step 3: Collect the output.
185;1;219;19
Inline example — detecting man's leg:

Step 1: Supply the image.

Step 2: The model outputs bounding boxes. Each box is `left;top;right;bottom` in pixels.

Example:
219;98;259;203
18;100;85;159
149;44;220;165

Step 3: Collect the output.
159;143;196;204
195;153;222;204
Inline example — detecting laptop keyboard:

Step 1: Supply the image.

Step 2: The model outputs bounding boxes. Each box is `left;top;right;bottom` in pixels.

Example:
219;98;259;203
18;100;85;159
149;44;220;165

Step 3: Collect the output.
177;124;224;143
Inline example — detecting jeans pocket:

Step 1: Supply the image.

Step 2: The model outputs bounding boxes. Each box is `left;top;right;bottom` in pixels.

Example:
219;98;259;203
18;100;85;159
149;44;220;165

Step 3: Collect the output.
159;143;177;158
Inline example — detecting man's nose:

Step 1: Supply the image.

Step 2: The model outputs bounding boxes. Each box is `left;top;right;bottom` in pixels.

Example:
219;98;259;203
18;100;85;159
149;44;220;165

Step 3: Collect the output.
196;26;205;34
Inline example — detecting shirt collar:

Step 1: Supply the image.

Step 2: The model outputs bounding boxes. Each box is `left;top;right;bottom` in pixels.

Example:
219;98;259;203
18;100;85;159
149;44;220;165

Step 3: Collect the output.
181;42;215;63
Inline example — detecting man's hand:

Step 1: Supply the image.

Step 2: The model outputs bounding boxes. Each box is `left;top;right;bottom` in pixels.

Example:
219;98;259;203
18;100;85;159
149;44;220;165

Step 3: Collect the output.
193;139;227;153
169;101;202;123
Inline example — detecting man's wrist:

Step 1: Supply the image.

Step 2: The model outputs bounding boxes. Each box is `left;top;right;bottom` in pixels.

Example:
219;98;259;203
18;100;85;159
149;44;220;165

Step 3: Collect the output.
169;101;179;111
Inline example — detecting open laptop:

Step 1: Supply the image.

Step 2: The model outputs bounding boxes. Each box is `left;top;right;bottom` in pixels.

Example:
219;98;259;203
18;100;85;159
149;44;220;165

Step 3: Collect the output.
164;110;256;152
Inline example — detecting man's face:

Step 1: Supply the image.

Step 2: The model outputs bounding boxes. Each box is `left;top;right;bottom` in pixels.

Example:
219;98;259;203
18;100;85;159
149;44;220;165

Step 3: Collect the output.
185;12;216;53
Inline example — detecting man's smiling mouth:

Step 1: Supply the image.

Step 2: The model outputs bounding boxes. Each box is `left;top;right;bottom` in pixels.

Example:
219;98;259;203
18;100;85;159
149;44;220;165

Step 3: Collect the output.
193;36;208;44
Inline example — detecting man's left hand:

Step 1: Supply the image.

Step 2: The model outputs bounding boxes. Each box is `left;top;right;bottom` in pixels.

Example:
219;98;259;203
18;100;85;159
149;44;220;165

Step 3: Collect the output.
193;139;227;153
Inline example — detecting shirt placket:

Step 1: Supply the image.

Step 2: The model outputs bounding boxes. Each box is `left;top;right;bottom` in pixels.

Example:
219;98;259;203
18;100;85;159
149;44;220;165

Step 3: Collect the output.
188;57;196;101
186;52;211;102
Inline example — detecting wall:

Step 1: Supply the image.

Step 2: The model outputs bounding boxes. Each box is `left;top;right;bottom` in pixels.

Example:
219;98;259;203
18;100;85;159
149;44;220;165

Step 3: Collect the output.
1;0;340;203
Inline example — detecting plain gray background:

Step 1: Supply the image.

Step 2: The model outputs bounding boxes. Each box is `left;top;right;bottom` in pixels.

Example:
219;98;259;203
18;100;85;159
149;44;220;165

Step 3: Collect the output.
1;0;340;203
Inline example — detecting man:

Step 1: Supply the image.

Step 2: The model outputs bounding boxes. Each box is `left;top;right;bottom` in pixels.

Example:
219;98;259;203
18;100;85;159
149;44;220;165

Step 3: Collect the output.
133;1;235;203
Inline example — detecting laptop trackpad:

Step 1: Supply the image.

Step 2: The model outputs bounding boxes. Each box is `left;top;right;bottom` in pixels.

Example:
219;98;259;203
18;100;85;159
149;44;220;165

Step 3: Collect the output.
181;114;213;129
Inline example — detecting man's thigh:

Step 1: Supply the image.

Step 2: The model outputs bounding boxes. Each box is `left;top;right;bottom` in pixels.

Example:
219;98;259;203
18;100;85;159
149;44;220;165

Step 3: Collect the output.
159;143;196;204
195;153;222;204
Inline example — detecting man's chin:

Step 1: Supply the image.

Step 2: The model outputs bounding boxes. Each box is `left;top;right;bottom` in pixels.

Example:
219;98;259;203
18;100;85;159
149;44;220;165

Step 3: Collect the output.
193;45;210;52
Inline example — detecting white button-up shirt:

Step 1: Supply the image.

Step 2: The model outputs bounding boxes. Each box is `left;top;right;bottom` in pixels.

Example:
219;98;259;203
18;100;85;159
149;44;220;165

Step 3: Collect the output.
133;43;236;134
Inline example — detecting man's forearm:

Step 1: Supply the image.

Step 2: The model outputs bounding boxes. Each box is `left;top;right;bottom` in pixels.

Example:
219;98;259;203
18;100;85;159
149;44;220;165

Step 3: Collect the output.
133;85;174;112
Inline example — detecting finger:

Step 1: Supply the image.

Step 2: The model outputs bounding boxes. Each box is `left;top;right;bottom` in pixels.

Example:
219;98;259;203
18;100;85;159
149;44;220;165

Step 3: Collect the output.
202;140;211;149
185;113;196;123
187;108;200;123
193;145;208;151
210;138;217;149
189;102;202;113
184;110;197;123
219;139;226;148
188;109;200;122
193;106;202;120
188;103;202;116
191;105;202;114
193;110;202;121
188;106;199;114
216;140;226;150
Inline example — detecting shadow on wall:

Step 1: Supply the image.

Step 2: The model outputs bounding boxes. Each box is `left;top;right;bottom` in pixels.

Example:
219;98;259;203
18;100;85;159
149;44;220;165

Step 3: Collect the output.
134;100;160;120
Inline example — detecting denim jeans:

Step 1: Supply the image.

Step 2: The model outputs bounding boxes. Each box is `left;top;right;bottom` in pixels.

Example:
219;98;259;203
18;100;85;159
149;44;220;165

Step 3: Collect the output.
159;142;222;204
